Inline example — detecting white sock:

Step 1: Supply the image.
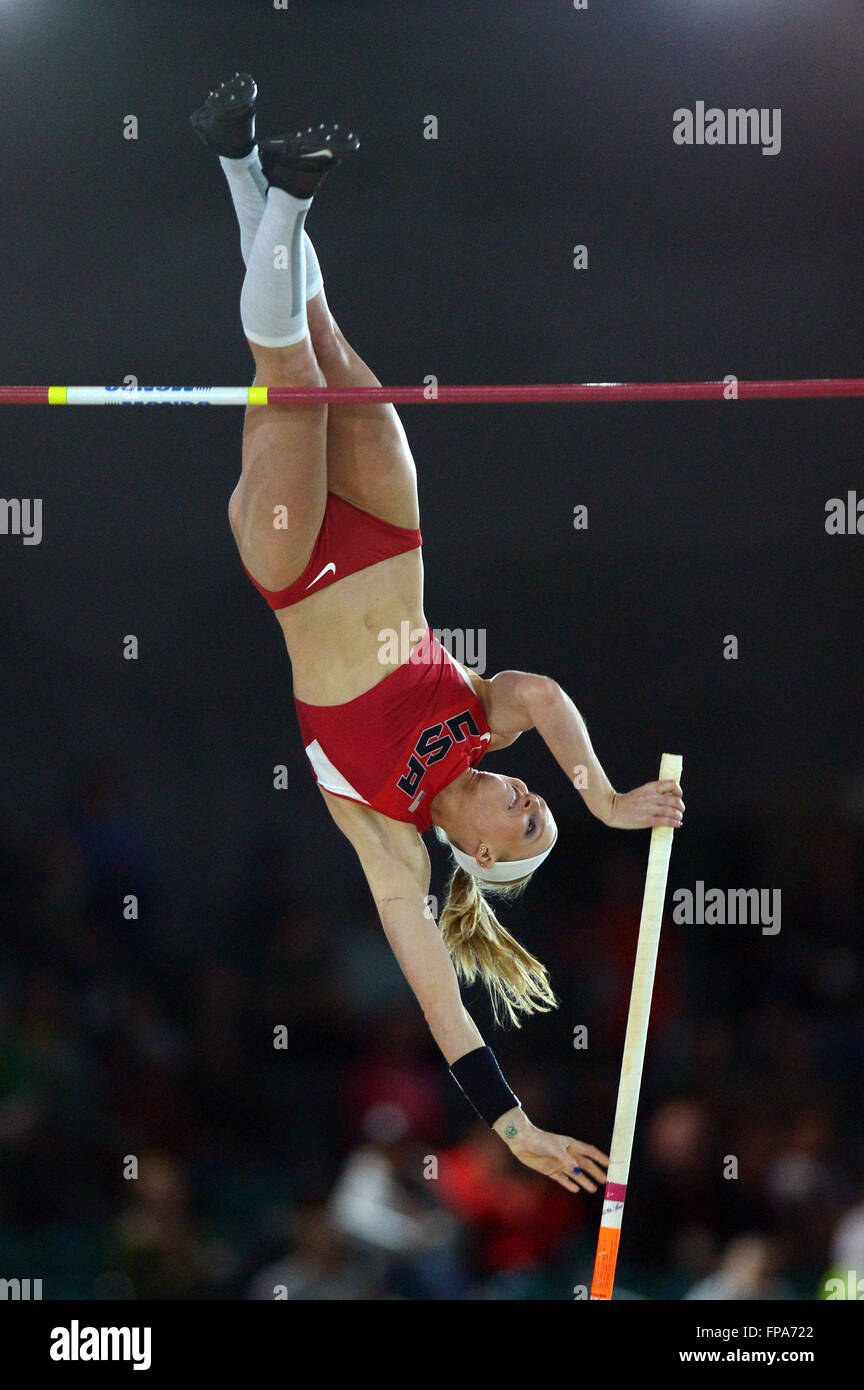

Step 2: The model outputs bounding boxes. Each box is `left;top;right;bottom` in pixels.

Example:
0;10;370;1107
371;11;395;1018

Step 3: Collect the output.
303;231;323;300
219;150;268;266
220;148;324;299
240;187;312;347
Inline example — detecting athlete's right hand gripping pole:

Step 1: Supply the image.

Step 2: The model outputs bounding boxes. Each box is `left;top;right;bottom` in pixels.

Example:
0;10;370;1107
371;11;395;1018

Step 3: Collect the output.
590;752;683;1301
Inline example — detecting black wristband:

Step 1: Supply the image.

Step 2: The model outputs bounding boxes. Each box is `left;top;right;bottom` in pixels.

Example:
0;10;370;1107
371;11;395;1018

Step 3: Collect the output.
449;1045;520;1128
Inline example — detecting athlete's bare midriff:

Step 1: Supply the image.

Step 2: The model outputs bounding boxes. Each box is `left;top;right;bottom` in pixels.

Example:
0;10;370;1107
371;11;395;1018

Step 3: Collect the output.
276;547;427;704
279;546;520;851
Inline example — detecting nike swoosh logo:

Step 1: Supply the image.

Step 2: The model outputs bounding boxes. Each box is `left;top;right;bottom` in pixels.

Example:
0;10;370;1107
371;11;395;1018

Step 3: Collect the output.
305;561;336;590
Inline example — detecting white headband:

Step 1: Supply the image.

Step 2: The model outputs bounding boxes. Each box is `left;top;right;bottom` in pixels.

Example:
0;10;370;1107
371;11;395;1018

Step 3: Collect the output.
446;821;558;885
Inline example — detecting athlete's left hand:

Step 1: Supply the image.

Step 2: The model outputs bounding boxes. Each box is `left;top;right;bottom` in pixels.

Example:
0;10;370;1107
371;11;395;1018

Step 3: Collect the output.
605;779;684;830
504;1124;609;1195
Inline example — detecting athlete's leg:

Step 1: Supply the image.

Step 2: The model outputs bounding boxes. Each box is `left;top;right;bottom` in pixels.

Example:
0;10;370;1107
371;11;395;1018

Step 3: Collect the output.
217;141;324;296
192;74;324;298
218;150;327;582
228;183;329;593
231;351;328;593
192;82;406;563
306;289;420;531
191;76;329;588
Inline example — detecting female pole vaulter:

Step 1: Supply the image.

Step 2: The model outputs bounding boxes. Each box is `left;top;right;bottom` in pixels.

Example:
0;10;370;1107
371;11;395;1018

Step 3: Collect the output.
191;74;684;1194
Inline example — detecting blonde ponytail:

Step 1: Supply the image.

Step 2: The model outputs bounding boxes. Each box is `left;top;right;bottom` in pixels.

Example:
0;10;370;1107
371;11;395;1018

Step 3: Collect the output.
438;863;558;1027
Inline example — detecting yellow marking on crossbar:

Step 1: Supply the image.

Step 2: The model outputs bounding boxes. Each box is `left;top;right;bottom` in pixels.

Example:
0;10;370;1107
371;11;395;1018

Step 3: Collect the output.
48;387;68;404
248;387;269;405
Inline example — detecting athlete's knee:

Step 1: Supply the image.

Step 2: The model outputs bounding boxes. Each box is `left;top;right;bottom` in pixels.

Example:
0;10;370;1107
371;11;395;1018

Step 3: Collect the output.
307;311;344;367
228;473;287;552
227;478;256;552
247;338;326;390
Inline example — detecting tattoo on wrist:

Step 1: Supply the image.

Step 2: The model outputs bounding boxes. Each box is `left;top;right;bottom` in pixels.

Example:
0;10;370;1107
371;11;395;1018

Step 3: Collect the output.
504;1123;518;1140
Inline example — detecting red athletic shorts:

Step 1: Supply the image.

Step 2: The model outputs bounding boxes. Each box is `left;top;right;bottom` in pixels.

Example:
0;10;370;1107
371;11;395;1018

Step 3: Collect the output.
242;492;422;610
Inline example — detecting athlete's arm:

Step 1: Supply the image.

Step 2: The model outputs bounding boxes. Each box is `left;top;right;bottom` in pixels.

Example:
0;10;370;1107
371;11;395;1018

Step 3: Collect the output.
482;670;684;830
322;792;609;1193
451;660;522;752
363;843;487;1063
357;834;608;1194
320;793;482;1060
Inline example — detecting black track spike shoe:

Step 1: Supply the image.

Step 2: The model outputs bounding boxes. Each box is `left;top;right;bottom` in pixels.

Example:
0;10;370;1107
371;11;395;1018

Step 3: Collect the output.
259;125;360;199
190;72;258;159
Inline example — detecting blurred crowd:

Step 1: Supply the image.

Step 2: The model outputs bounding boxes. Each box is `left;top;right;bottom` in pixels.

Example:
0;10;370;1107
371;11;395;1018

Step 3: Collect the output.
0;760;863;1300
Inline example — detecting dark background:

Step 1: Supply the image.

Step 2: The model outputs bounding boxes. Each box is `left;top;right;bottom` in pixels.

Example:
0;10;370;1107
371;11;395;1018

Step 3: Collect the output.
0;0;862;1300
